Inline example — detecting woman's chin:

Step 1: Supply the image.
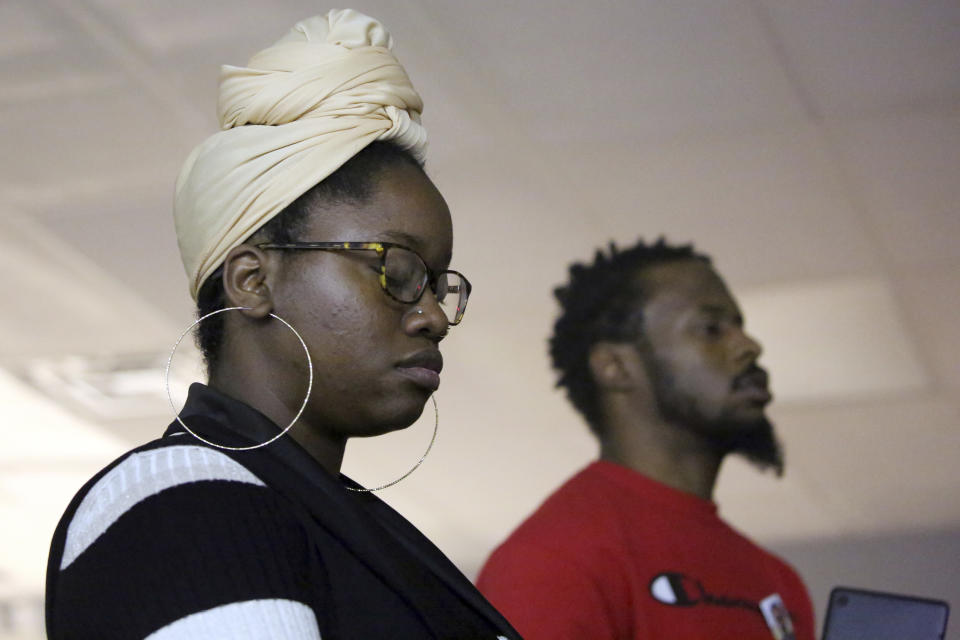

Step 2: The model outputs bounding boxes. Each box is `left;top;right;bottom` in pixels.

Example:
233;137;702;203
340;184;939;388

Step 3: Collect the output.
352;401;428;438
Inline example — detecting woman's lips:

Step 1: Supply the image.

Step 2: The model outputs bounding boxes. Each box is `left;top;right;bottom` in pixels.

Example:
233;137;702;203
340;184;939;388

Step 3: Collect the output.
396;366;441;391
396;349;443;391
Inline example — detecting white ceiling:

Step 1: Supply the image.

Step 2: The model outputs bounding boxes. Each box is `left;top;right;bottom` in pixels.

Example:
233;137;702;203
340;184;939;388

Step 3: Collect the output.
1;0;958;618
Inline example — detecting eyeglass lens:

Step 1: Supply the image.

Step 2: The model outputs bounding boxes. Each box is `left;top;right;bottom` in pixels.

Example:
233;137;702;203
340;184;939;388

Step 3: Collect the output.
384;247;468;324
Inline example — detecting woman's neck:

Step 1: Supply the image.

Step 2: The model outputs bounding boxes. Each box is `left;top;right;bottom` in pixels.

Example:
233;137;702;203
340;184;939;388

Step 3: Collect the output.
209;362;346;476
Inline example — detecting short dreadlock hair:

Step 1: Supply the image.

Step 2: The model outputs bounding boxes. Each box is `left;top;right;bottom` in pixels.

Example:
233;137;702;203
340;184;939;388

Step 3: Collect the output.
549;238;711;435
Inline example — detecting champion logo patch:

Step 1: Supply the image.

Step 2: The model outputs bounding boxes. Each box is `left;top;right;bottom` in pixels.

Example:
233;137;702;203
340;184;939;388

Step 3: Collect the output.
649;572;798;636
649;572;755;611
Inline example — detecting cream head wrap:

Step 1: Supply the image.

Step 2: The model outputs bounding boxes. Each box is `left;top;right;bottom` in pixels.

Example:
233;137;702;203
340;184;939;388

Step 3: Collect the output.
174;9;428;300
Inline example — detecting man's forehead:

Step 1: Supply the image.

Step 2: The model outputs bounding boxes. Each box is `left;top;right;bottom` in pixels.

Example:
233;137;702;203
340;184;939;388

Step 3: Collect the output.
636;260;738;315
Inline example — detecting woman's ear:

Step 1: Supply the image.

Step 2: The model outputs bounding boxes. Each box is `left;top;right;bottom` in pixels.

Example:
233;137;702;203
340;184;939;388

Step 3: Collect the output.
588;341;646;393
221;244;275;319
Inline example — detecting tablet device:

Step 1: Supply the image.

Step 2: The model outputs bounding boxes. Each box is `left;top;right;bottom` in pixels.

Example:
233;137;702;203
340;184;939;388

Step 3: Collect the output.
822;586;949;640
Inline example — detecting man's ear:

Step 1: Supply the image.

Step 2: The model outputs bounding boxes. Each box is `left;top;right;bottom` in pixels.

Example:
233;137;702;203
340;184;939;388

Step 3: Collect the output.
221;243;275;319
588;341;646;393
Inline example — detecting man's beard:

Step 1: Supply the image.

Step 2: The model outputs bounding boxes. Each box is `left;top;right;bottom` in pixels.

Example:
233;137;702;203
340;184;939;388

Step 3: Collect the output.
647;358;784;475
703;415;783;476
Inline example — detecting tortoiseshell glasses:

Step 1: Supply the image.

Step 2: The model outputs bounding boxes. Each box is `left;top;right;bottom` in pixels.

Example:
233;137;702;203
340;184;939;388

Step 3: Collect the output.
256;241;471;325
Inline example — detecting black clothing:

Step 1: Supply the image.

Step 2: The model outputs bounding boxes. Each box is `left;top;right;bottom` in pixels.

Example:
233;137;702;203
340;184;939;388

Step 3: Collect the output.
46;383;519;639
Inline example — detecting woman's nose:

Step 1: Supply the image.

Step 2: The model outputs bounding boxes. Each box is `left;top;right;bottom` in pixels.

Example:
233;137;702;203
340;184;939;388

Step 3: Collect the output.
403;289;448;340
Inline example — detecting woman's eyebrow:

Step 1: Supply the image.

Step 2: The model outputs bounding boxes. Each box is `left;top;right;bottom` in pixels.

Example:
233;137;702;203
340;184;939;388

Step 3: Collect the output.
379;230;452;266
377;230;421;248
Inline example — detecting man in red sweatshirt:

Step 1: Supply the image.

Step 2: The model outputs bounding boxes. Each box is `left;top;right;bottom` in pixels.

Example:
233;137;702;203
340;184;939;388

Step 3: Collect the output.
478;238;814;640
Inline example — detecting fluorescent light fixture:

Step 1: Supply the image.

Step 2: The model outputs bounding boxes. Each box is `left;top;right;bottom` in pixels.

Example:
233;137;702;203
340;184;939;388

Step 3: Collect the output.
16;351;201;422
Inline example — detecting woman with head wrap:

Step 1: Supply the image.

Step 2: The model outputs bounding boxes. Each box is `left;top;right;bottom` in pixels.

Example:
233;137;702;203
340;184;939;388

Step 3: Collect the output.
45;10;520;639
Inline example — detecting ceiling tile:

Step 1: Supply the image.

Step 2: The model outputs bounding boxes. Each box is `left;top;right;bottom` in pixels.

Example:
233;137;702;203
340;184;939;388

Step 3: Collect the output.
760;0;960;117
0;0;66;57
503;125;882;287
86;0;303;56
0;87;195;198
417;0;806;144
24;180;195;325
893;267;960;392
0;4;128;105
0;215;178;360
831;111;960;270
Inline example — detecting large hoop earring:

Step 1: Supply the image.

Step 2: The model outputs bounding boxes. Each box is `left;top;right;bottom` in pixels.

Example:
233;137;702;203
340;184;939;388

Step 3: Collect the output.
346;394;439;493
165;306;313;451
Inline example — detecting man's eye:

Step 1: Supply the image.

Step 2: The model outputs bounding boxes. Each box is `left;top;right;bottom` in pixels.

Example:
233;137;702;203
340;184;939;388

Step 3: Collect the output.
703;323;722;338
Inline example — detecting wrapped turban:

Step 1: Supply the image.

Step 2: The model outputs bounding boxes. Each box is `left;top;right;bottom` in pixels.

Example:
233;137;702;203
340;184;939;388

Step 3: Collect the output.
174;9;428;300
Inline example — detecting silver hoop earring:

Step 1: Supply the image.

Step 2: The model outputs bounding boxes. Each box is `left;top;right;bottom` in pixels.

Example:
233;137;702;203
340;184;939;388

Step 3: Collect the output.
346;393;439;493
165;306;313;451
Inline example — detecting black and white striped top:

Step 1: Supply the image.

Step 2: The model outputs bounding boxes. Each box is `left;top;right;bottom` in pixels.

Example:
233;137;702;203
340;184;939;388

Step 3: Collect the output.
46;383;519;639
